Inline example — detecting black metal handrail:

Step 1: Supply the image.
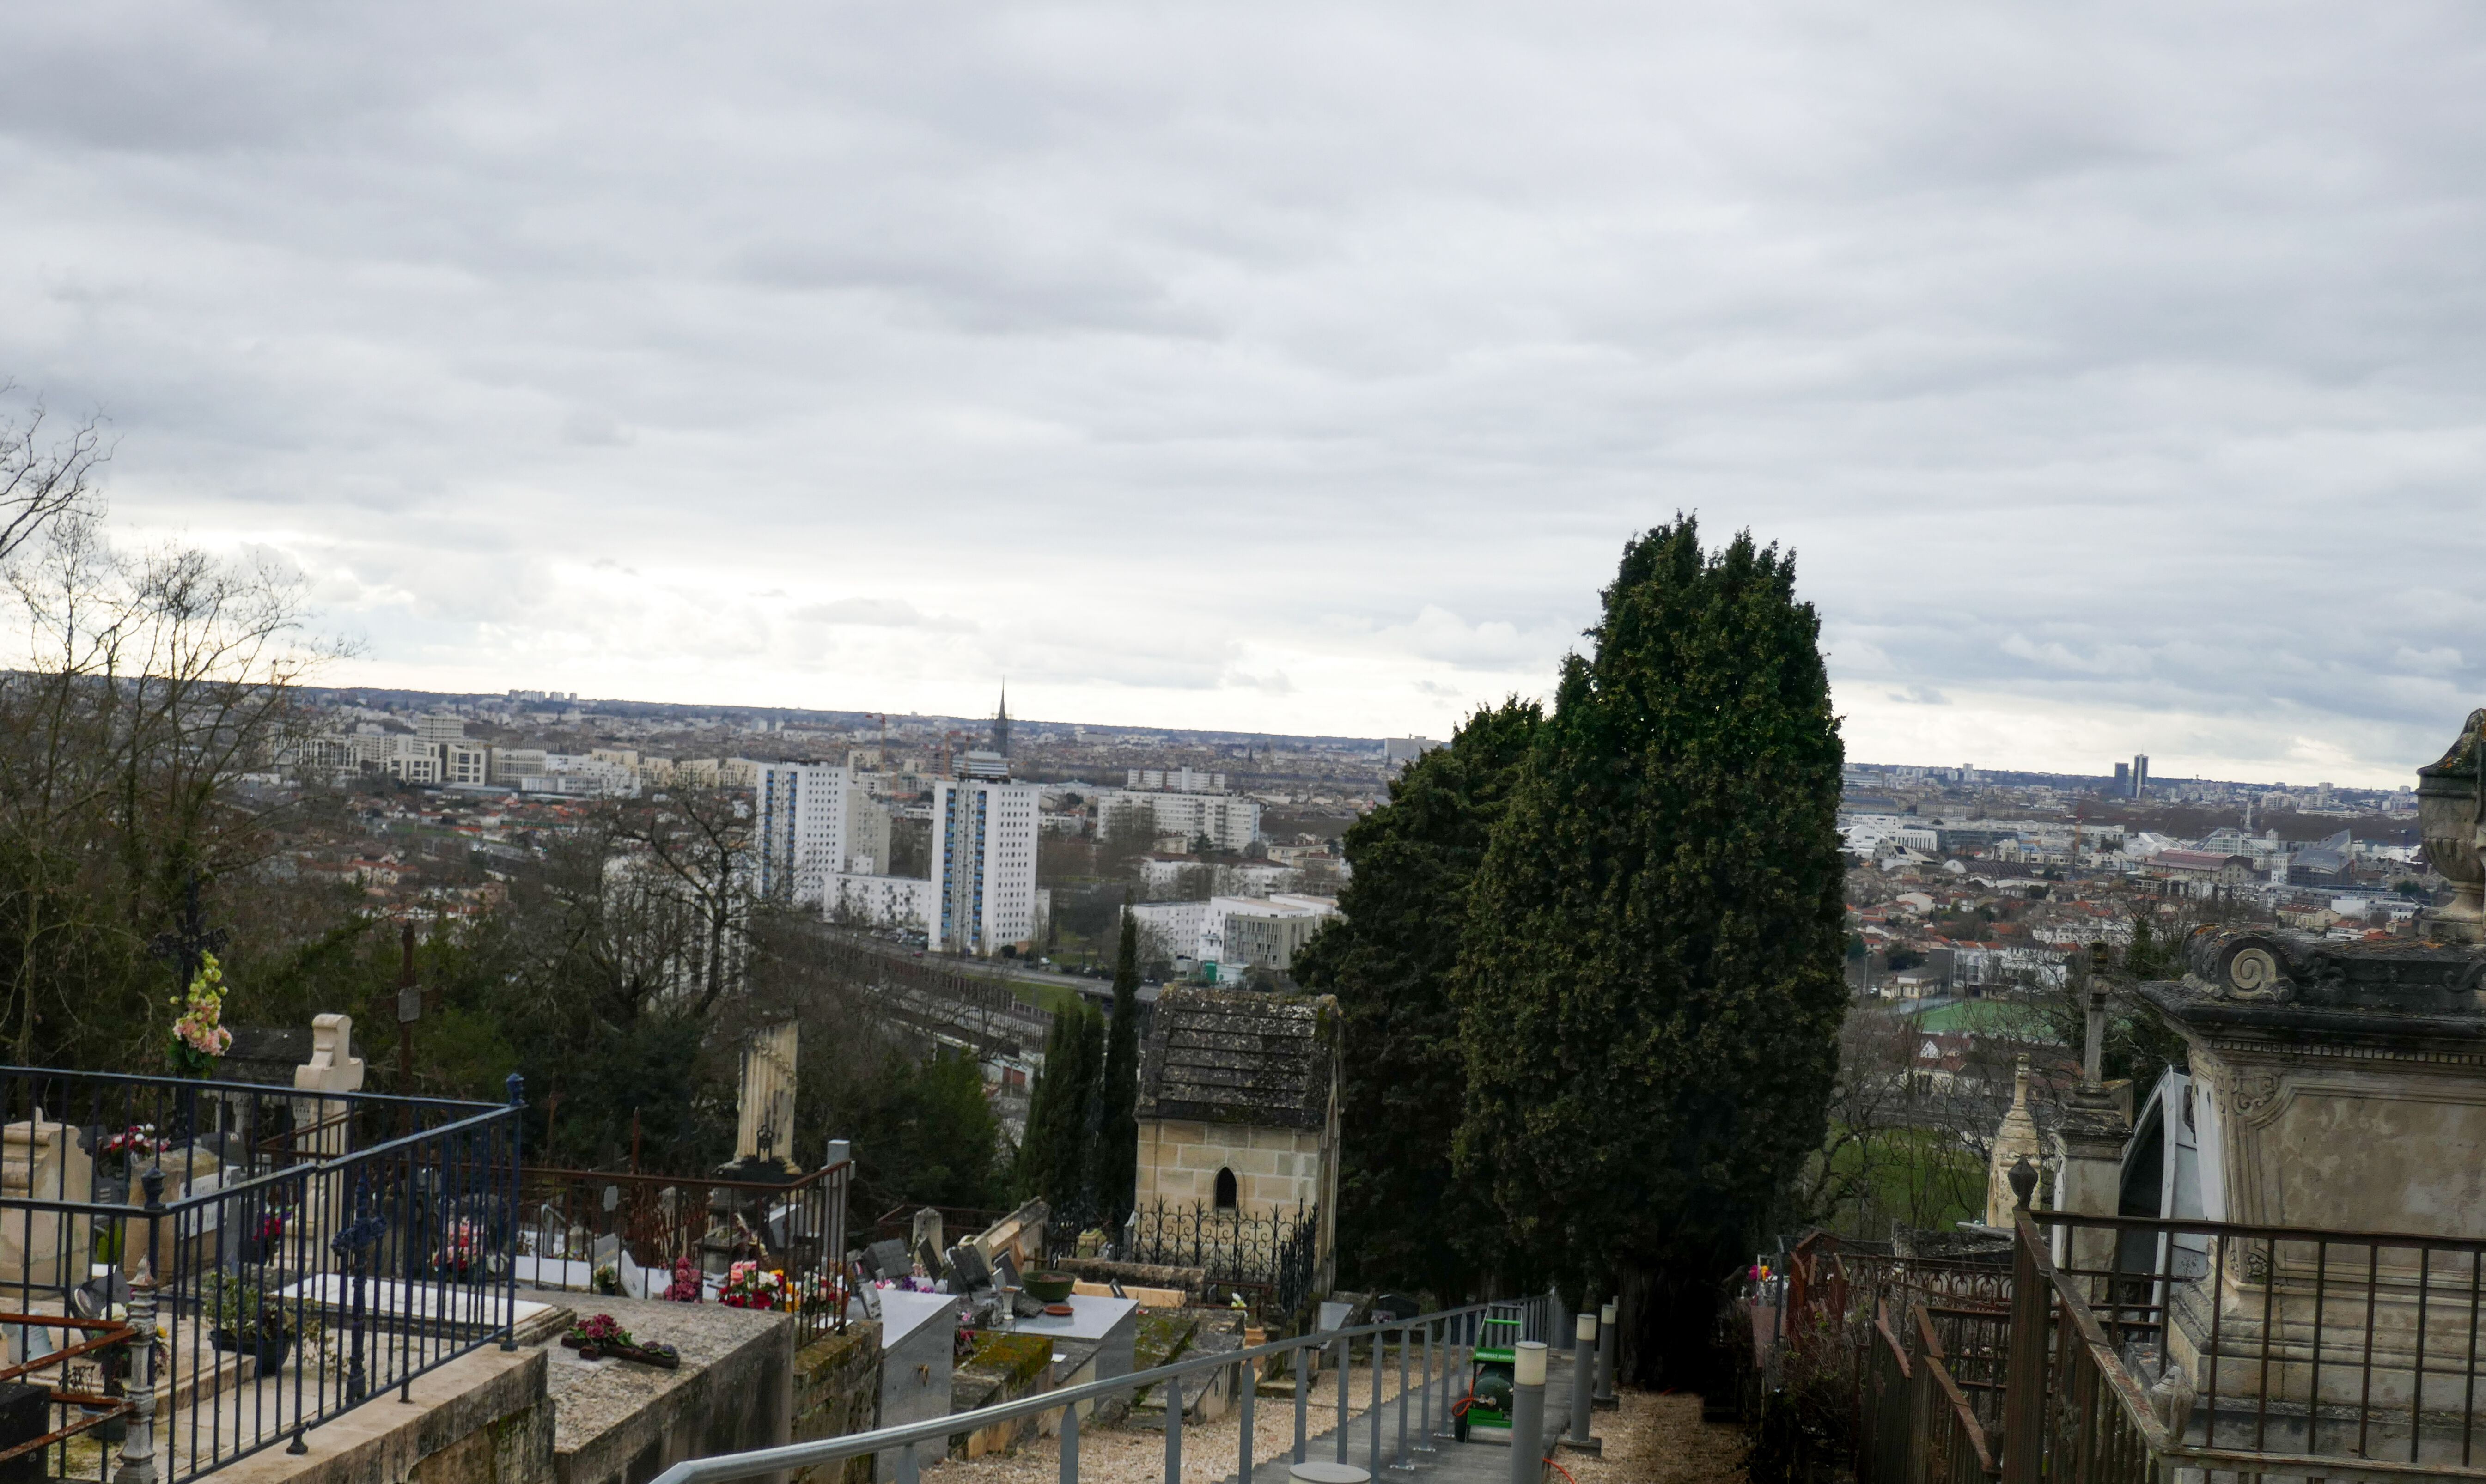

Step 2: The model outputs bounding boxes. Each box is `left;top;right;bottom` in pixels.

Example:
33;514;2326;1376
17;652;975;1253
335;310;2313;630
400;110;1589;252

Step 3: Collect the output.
0;1065;522;1482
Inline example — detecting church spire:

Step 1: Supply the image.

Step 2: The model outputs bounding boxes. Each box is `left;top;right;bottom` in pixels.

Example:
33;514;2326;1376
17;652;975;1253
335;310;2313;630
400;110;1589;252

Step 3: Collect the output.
991;683;1011;758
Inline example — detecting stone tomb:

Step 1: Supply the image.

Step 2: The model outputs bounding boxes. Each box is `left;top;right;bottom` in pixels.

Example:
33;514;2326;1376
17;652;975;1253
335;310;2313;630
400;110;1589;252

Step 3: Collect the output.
2138;922;2486;1459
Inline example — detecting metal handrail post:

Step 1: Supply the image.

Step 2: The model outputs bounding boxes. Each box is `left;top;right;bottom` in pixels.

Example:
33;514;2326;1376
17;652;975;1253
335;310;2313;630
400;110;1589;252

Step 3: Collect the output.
1417;1319;1438;1453
1164;1371;1181;1484
1059;1393;1078;1484
1393;1322;1414;1471
1238;1355;1255;1484
1335;1333;1349;1464
1295;1338;1309;1463
1369;1324;1383;1478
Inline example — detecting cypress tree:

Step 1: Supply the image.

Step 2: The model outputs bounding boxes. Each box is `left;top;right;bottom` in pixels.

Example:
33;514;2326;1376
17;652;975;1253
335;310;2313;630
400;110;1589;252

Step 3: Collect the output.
1097;909;1143;1225
1018;1003;1104;1213
1453;518;1846;1381
1294;699;1539;1300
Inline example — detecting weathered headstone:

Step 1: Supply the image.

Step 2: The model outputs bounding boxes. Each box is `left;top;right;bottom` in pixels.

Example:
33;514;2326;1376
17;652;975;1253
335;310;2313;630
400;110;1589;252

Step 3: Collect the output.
730;1021;800;1178
0;1115;90;1295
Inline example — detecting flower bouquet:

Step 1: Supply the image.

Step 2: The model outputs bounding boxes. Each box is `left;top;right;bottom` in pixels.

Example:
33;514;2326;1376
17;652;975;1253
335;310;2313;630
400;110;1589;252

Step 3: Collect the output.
165;953;232;1077
562;1313;678;1369
662;1256;704;1303
97;1125;165;1179
717;1260;786;1310
432;1218;484;1278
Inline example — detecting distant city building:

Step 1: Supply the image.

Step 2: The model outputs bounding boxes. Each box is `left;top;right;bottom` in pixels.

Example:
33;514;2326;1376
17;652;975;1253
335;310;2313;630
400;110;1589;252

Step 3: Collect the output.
1126;768;1226;791
1384;736;1440;768
1091;778;1262;852
2132;754;2151;798
990;687;1011;759
931;777;1042;955
754;761;856;907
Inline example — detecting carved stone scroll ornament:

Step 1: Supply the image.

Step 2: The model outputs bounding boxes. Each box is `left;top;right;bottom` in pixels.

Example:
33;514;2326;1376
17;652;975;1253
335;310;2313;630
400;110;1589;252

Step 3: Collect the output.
2416;706;2486;944
2184;927;2296;1003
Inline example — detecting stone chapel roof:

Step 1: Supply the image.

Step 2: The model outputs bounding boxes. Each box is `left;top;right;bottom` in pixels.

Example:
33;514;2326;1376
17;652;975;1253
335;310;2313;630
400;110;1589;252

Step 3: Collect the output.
1138;989;1339;1131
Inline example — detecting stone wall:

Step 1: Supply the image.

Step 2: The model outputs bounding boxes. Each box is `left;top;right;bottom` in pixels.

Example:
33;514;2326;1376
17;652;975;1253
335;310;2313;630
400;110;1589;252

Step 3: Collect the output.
792;1322;882;1484
548;1297;794;1484
1134;1117;1322;1215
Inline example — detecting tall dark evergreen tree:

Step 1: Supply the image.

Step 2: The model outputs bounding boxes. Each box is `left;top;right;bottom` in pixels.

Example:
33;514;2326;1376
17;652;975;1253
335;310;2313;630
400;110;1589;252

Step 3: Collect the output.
1453;518;1846;1382
1294;699;1539;1300
1018;1003;1104;1213
1097;909;1143;1225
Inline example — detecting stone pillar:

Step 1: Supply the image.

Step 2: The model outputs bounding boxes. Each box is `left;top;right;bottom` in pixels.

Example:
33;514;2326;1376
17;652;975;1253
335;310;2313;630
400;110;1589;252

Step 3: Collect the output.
0;1115;91;1298
292;1015;365;1268
2047;989;2129;1283
1984;1055;2043;1228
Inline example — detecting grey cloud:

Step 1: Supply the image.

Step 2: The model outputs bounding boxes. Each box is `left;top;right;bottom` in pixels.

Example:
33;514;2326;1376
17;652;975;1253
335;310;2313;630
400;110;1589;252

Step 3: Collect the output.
3;2;2484;776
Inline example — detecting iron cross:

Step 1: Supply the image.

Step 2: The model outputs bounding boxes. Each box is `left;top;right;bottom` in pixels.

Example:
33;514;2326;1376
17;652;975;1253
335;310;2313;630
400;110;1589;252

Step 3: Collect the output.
147;869;230;992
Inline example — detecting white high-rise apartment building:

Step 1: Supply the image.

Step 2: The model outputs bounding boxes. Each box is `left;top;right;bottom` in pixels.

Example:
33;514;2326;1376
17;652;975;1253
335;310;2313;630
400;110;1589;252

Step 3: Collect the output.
754;762;854;907
931;777;1041;955
1090;785;1262;853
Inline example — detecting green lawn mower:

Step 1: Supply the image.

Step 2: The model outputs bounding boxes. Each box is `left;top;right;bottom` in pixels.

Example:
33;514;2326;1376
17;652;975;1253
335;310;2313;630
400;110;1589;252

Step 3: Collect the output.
1451;1315;1523;1441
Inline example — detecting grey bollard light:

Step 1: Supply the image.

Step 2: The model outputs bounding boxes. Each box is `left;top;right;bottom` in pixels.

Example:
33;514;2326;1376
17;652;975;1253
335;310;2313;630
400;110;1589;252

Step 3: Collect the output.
1508;1341;1547;1484
1569;1312;1596;1444
1595;1300;1619;1408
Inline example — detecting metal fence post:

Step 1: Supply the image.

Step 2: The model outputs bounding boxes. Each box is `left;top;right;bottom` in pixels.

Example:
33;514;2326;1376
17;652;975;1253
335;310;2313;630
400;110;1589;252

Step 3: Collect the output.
1059;1394;1079;1484
112;1168;164;1484
503;1072;524;1351
1510;1341;1547;1484
2003;1214;2050;1484
1569;1312;1596;1446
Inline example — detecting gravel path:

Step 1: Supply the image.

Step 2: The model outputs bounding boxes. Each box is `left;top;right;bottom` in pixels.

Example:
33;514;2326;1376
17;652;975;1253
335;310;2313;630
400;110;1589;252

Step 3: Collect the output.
923;1358;1422;1484
1558;1390;1748;1484
922;1367;1747;1484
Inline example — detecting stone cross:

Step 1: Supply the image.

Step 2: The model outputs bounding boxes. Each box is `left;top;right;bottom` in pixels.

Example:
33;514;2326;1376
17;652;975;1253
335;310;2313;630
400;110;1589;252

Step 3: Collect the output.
734;1021;799;1172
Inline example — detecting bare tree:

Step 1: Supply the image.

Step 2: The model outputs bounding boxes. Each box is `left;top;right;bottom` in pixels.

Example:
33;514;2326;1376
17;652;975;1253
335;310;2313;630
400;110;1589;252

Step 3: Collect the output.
0;390;106;567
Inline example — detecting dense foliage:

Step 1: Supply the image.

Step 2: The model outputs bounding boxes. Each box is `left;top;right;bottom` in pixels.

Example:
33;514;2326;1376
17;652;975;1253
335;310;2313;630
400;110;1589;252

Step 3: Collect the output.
1294;698;1539;1299
1096;910;1142;1225
1452;518;1846;1381
1017;1001;1104;1215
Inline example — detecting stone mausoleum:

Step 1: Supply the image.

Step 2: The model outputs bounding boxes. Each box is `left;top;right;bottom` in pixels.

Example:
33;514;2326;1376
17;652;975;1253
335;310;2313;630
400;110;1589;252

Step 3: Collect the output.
1133;988;1340;1289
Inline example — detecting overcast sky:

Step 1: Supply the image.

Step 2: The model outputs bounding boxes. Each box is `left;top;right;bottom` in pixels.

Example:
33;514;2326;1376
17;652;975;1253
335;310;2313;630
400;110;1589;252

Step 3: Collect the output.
4;2;2483;785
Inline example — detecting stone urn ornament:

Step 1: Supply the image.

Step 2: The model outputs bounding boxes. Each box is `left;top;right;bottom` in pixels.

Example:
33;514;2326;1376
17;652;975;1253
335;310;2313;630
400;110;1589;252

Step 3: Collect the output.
2416;706;2486;943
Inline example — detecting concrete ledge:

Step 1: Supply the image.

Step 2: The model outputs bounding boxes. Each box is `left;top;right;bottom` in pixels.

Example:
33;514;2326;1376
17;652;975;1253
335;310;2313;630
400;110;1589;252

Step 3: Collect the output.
208;1345;551;1484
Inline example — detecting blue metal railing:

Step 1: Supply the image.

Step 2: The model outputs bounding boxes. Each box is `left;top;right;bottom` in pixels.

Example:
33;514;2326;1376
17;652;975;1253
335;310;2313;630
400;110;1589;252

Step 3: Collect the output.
0;1066;521;1481
652;1291;1557;1484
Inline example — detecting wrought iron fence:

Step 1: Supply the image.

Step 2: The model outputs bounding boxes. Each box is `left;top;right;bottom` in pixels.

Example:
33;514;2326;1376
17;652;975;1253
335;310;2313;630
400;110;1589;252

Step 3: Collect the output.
1778;1213;2486;1484
1052;1200;1321;1318
0;1065;521;1483
516;1162;850;1344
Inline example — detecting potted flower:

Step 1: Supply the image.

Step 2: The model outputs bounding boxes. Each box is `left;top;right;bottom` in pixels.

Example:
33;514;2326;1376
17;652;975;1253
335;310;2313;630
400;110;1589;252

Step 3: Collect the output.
165;953;232;1077
96;1125;163;1181
206;1274;299;1373
431;1218;483;1278
717;1260;786;1310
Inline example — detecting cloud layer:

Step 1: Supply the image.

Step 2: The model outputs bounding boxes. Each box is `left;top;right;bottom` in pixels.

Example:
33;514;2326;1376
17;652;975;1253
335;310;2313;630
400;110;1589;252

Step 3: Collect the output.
3;1;2483;783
